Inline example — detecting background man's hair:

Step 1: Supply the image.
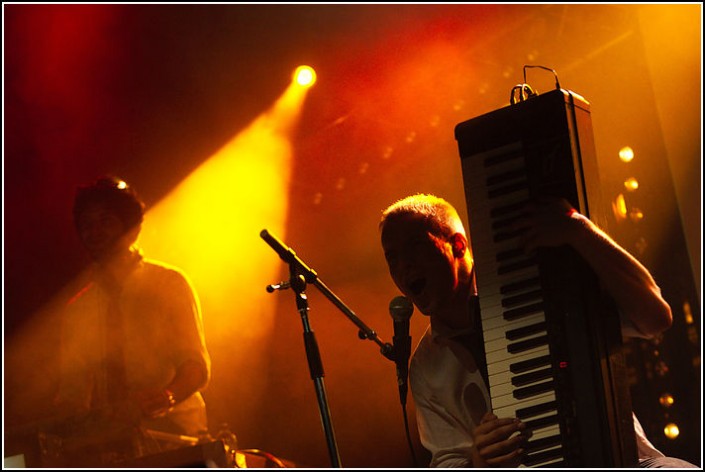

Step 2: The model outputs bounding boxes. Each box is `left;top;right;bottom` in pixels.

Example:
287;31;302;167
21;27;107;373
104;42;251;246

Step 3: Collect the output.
73;175;145;231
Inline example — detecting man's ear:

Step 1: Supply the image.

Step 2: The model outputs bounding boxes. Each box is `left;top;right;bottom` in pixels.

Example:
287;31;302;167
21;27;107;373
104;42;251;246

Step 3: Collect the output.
450;233;467;258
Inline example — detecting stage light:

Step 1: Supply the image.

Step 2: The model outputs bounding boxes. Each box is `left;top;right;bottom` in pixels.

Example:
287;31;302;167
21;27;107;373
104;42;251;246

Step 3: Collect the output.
134;71;312;437
612;193;628;221
634;236;648;256
663;423;680;440
624;177;639;191
654;360;669;376
293;65;316;88
629;207;644;223
683;301;694;324
619;146;634;163
658;393;675;408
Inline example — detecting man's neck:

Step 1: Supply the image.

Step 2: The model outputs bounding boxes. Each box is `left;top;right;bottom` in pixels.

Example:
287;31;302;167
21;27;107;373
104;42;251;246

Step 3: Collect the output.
94;248;141;284
432;263;479;332
433;282;475;332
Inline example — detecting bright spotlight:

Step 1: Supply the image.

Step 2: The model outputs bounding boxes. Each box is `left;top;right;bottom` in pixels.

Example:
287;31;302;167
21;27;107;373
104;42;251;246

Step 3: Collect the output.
663;423;680;440
612;194;628;221
294;65;316;88
624;177;639;191
619;146;635;163
659;393;675;408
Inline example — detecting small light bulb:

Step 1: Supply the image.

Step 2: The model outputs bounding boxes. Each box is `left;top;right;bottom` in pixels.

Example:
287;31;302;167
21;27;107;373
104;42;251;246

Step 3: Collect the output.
658;393;675;408
619;146;635;163
663;423;680;439
624;177;639;191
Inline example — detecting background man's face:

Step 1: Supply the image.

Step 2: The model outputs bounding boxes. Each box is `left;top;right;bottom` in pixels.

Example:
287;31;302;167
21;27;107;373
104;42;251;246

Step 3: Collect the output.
76;203;127;261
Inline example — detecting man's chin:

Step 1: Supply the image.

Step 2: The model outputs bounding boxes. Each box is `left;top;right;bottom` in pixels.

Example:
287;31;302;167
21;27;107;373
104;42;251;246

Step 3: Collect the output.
412;297;433;316
417;307;432;317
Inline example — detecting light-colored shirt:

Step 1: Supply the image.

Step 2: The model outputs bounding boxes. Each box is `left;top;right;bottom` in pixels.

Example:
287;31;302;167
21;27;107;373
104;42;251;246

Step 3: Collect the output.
57;255;211;437
409;320;489;468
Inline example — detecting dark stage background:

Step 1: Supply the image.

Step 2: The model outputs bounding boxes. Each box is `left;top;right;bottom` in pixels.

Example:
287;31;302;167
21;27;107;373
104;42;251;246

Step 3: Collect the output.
4;4;701;468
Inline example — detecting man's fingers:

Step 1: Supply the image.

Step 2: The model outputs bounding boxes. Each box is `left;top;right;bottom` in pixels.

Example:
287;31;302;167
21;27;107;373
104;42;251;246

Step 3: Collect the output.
478;432;529;464
475;418;526;448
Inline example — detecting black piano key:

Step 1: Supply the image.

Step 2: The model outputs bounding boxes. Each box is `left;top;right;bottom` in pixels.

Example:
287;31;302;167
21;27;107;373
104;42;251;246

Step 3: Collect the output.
492;216;520;231
512;367;553;387
525;434;563;454
483;149;524;167
504;302;544;321
510;354;552;374
523;446;564;467
490;199;530;218
493;228;527;243
507;335;548;354
498;258;538;276
486;168;527;187
502;289;543;308
516;400;558;419
500;276;541;295
487;180;529;200
513;380;555;400
524;413;559;430
506;321;547;340
496;247;525;262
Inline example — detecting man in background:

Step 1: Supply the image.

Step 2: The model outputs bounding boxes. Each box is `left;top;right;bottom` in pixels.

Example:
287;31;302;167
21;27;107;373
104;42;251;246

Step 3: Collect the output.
52;175;211;466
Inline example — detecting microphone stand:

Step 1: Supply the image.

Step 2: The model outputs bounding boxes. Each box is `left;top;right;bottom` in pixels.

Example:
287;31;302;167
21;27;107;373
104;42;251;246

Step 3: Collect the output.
261;229;396;468
288;267;341;468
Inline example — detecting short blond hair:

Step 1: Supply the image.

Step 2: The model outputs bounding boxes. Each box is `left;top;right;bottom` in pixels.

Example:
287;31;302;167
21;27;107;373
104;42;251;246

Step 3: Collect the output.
380;193;466;239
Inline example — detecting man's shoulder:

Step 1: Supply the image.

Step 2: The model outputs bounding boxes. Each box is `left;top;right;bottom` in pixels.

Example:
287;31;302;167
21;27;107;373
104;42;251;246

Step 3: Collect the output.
141;258;185;273
139;258;192;284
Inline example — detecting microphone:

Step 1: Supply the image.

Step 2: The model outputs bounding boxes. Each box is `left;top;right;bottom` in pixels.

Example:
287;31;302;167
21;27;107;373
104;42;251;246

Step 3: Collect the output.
389;295;413;406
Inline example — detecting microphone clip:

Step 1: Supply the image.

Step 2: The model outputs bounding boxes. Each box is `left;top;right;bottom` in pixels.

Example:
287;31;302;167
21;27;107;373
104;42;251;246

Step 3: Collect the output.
380;342;395;362
266;274;308;294
266;281;291;293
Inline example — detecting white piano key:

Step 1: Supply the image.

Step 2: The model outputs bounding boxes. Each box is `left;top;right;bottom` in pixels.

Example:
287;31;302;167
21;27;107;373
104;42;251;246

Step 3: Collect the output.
488;361;553;391
486;348;551;377
492;395;557;421
491;387;555;410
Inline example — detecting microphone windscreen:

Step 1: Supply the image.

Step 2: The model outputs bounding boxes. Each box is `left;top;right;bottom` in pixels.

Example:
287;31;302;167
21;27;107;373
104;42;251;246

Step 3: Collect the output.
389;295;414;322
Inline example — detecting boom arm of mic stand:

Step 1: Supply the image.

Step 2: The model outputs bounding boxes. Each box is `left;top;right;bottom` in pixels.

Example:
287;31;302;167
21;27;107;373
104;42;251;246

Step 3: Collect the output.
260;229;395;361
313;277;395;361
